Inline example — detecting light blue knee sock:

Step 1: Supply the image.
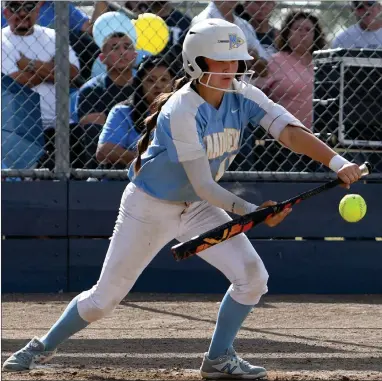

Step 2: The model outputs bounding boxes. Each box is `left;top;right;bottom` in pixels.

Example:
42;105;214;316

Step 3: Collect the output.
40;295;89;351
208;291;253;360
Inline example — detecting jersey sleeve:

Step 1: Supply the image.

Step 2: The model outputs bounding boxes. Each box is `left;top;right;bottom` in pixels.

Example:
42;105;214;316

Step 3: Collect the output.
158;96;205;163
245;84;308;140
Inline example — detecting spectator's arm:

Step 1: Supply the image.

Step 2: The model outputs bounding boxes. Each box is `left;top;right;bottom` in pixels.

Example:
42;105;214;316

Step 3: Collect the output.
253;57;280;98
248;49;268;77
2;42;44;87
80;113;107;126
31;60;79;82
19;41;80;83
8;71;45;87
82;1;109;35
96;142;135;165
66;2;90;34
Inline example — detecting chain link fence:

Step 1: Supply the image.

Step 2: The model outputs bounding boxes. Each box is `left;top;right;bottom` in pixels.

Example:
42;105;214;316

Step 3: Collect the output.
2;1;382;181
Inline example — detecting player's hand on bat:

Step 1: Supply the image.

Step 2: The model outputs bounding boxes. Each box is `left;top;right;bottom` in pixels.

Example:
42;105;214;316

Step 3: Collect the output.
338;163;363;189
259;200;292;227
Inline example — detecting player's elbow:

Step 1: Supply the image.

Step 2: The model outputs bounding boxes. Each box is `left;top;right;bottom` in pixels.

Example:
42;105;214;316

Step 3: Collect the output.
279;125;310;153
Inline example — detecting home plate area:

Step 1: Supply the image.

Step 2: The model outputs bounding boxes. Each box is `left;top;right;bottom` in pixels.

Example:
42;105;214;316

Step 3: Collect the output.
2;293;381;381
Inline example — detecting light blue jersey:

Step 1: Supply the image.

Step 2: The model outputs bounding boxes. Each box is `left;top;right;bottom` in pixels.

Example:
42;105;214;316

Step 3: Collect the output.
128;80;304;201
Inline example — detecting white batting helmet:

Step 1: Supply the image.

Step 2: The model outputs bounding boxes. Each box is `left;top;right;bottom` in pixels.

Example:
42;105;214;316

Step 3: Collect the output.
182;18;253;80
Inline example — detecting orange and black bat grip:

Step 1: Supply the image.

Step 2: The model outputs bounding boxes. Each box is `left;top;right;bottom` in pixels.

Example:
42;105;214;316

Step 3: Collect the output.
171;162;371;261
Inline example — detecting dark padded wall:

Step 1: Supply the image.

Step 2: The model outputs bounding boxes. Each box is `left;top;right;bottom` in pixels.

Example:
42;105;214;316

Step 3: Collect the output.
2;181;381;293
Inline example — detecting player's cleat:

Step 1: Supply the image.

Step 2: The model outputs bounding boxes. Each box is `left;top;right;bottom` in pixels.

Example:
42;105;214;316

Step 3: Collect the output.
200;348;267;379
2;337;56;372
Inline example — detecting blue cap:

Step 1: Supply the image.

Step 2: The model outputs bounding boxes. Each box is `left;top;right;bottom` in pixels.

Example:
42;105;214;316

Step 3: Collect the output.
93;11;137;49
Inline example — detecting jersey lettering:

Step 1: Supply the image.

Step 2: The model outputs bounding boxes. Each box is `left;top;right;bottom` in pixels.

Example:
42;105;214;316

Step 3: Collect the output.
205;128;240;160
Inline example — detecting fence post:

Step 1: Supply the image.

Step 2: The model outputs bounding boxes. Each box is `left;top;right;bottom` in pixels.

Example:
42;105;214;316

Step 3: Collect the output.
55;2;70;180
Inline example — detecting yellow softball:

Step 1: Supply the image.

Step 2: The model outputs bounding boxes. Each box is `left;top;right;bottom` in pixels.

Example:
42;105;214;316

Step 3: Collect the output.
339;194;367;223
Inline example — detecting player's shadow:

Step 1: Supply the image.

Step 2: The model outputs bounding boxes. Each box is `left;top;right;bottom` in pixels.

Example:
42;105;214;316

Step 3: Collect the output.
119;301;382;352
1;337;343;355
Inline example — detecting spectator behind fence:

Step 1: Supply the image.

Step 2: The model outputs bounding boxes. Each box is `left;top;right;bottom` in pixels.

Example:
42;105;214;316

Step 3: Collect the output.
75;31;136;168
191;1;269;76
1;1;80;131
1;1;108;34
332;1;382;48
33;1;109;82
142;1;191;72
2;1;108;81
76;32;136;127
2;73;44;169
236;1;279;55
97;55;180;167
255;11;327;129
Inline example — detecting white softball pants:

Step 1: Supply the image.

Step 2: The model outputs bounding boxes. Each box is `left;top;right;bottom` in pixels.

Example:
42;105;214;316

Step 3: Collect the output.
77;183;269;322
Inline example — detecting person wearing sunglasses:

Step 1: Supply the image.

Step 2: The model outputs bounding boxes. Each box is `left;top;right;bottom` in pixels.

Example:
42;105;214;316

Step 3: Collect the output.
332;1;382;49
1;1;80;131
2;1;108;36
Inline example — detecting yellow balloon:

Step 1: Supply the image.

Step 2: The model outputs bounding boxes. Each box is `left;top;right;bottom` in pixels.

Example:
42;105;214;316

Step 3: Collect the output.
133;13;169;55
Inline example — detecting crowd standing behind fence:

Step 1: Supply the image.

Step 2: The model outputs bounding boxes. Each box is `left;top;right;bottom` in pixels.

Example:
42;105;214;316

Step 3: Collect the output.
1;1;382;180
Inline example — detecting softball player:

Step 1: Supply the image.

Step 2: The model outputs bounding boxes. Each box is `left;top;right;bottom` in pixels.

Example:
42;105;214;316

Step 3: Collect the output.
3;18;362;379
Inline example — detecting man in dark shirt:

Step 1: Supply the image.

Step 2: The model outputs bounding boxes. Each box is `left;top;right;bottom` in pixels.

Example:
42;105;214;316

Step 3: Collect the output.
236;1;279;56
76;32;136;126
75;31;136;168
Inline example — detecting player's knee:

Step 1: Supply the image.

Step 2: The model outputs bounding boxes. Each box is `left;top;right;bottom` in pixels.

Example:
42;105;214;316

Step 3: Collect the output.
246;273;269;305
77;289;120;322
230;259;269;305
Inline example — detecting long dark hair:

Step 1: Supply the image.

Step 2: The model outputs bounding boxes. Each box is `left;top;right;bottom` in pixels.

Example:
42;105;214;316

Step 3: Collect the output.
126;55;180;132
134;75;189;173
276;11;327;54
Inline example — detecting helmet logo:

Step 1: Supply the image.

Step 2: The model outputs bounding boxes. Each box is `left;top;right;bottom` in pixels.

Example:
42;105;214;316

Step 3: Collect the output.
229;34;244;50
217;34;245;50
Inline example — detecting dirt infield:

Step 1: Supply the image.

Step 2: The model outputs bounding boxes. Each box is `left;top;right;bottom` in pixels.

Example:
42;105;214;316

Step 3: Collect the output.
2;293;382;381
